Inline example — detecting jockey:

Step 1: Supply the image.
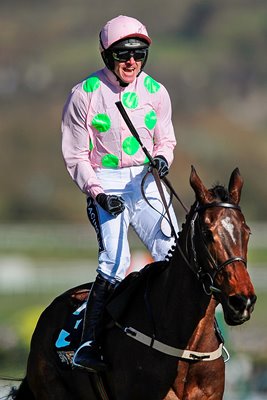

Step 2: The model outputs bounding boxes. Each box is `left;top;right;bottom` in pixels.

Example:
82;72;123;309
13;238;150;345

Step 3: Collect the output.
61;15;179;373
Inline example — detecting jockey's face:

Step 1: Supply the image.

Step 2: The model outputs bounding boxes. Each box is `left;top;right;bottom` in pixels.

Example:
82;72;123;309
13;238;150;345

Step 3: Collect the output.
114;58;142;84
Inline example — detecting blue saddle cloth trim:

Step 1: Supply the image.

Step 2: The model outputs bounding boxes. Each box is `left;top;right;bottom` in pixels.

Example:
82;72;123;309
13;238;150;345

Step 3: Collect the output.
55;301;86;350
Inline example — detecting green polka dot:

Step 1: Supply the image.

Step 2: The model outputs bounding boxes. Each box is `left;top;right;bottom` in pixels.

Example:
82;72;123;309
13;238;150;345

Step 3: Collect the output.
144;76;160;93
83;76;100;92
122;136;140;155
92;114;111;132
101;154;119;168
145;110;157;129
122;92;138;109
89;138;94;151
144;156;150;164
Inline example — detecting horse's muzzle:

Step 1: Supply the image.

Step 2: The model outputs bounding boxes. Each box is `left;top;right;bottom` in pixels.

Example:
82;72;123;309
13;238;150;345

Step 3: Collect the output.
223;293;257;326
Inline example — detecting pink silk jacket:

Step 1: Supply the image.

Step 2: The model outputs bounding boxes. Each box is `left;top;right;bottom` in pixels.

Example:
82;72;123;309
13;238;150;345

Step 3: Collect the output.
61;67;176;199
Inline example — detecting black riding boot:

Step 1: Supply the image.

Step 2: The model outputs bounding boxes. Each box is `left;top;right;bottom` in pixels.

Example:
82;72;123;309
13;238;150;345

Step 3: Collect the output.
73;274;115;372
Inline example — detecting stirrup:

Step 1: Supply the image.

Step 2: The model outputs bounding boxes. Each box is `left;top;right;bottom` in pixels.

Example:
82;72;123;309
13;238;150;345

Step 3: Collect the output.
73;341;107;373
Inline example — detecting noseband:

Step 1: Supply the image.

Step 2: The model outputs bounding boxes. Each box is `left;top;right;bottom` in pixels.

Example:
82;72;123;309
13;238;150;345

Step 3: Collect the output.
187;201;247;295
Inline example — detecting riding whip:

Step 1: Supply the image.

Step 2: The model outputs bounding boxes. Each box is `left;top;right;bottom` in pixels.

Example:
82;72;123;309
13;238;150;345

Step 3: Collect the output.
115;101;156;167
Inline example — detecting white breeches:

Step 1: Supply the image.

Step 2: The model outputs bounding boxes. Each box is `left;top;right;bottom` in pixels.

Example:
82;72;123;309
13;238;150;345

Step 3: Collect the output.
87;166;179;283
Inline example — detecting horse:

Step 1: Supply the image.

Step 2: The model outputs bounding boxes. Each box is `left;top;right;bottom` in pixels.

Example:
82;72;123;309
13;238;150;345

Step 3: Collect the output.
9;166;256;400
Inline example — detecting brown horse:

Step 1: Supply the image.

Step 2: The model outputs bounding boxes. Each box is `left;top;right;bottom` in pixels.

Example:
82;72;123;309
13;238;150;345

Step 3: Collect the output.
10;167;256;400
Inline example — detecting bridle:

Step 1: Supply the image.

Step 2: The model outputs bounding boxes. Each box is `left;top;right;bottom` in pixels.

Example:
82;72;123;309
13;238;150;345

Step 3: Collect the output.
140;170;248;296
185;201;247;295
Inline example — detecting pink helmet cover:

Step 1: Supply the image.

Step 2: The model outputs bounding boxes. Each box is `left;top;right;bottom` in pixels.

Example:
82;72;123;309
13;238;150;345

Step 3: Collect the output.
100;15;152;50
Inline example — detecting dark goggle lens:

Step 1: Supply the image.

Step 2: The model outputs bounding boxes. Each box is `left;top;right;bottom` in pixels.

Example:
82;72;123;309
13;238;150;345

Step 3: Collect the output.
112;49;147;62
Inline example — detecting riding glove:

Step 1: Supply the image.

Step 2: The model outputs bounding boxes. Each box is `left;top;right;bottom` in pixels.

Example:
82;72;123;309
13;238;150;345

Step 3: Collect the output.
151;155;169;178
96;193;125;217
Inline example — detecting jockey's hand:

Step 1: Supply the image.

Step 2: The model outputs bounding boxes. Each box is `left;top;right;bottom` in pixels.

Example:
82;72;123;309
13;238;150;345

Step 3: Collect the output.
96;194;125;217
151;155;169;178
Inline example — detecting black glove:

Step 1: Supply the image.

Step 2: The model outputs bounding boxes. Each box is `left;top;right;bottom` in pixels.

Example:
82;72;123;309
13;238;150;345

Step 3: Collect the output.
151;155;169;178
96;193;125;217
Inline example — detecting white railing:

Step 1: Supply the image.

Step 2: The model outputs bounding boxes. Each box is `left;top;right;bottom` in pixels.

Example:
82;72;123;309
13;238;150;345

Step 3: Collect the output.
0;221;266;251
0;222;266;294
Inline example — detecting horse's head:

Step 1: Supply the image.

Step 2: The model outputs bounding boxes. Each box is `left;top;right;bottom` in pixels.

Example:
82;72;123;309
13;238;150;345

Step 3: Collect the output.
188;166;257;326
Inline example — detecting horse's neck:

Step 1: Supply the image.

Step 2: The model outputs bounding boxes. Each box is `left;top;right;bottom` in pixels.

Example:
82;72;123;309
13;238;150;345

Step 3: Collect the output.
160;244;207;312
151;220;215;346
158;254;215;346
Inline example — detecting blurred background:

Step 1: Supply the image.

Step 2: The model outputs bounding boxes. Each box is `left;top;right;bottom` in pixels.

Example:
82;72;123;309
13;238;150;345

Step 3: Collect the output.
0;0;266;398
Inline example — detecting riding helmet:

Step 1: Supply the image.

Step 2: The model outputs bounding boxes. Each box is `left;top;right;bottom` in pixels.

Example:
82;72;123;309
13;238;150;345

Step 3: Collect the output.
99;15;152;72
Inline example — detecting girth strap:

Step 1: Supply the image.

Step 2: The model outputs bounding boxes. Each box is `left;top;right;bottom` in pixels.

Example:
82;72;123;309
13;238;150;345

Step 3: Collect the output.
116;323;224;361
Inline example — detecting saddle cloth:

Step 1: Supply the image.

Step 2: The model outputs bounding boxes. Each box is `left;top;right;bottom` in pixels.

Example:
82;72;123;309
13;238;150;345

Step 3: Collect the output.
54;263;167;367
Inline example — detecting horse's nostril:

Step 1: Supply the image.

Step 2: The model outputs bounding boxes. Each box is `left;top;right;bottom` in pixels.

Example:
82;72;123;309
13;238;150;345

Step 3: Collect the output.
228;294;247;312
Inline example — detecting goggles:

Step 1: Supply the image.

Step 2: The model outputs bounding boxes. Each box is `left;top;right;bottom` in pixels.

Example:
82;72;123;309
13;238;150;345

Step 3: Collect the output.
112;48;148;62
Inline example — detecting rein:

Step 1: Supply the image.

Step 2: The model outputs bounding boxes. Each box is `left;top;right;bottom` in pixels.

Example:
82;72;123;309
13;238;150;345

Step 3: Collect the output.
141;169;198;273
141;168;179;240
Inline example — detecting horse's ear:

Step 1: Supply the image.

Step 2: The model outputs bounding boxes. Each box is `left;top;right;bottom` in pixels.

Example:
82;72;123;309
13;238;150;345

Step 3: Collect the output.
228;168;243;205
190;166;213;204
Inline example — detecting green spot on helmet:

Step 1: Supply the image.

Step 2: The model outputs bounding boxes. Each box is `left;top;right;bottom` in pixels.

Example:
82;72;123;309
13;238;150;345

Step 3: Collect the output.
122;92;138;109
83;76;100;92
89;139;94;151
101;154;119;168
145;110;157;129
144;76;160;93
92;114;111;132
122;136;140;155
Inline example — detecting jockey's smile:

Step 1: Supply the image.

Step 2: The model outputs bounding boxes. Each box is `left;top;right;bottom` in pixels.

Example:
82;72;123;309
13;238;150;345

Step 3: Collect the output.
114;58;142;84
